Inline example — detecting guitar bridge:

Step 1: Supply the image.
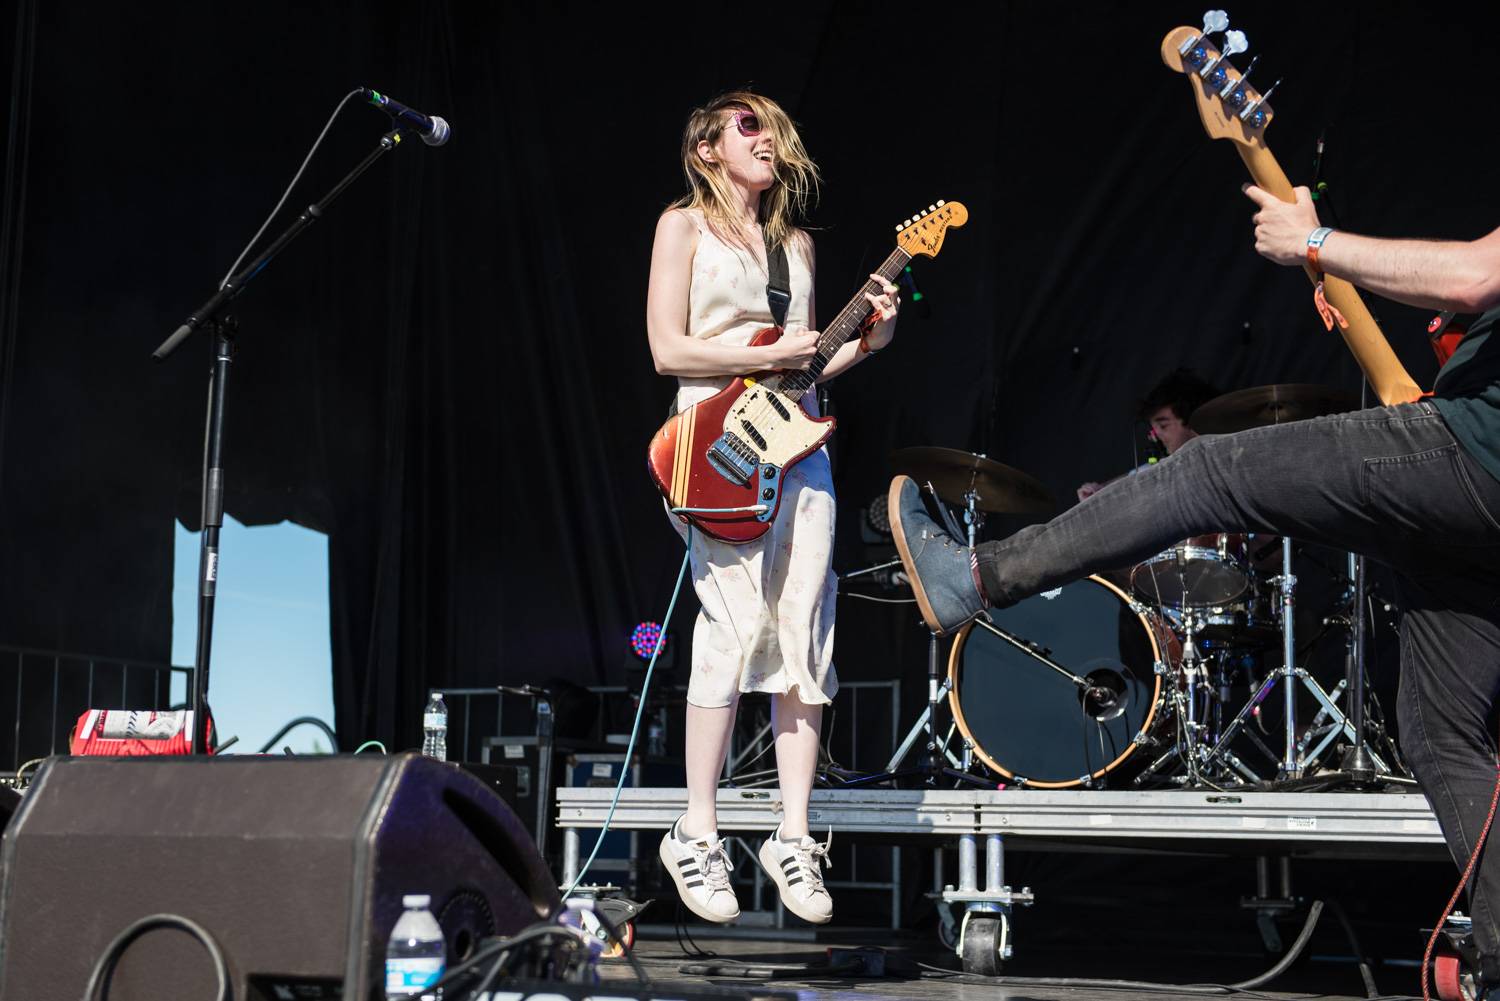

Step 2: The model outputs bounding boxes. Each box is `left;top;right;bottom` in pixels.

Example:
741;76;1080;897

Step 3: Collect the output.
707;432;759;487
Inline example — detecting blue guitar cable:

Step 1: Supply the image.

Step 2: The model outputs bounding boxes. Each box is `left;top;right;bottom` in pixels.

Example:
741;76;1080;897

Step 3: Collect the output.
561;534;692;898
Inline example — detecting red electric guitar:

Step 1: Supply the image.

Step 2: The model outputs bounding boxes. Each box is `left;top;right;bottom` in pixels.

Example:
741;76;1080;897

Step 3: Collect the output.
647;200;968;544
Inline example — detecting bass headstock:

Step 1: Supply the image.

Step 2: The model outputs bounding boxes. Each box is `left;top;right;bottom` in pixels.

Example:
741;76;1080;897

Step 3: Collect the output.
1162;10;1278;149
896;200;968;258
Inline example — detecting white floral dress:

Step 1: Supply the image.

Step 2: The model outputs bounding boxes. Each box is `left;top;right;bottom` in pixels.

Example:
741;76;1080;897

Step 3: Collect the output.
667;210;839;709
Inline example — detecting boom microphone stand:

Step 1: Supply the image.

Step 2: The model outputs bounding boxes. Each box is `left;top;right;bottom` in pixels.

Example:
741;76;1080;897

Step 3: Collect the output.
155;127;410;754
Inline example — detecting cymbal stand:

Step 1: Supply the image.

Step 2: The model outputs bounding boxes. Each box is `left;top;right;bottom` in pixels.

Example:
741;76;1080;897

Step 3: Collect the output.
833;484;991;789
1339;552;1377;779
1201;540;1372;780
1175;607;1208;785
1291;552;1398;778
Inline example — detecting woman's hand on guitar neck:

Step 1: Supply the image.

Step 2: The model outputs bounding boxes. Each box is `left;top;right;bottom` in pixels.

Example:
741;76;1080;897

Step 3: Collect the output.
1243;183;1321;267
765;328;821;371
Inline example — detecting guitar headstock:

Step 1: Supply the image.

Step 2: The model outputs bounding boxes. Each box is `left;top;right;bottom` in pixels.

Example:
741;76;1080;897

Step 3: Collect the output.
1162;10;1277;148
896;200;968;258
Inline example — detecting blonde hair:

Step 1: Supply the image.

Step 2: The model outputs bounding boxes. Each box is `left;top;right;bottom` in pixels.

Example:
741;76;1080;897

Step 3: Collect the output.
671;91;820;255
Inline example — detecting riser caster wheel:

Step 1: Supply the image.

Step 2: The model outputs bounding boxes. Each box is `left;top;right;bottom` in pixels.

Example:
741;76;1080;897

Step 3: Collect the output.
959;912;1009;976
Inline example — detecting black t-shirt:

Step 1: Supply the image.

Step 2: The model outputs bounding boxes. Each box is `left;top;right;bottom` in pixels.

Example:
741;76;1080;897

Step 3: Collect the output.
1433;306;1500;483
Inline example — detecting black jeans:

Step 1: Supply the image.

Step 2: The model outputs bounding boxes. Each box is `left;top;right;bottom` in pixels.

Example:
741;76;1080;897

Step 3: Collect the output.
977;402;1500;979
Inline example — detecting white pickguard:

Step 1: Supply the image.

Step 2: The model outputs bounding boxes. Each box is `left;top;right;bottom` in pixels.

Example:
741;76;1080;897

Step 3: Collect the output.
723;381;830;465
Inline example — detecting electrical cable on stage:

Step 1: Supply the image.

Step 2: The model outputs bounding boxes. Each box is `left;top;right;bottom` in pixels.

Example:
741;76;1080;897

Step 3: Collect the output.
255;715;338;753
915;899;1345;996
1422;750;1500;1001
218;89;364;290
561;537;692;898
83;913;230;1001
354;739;387;754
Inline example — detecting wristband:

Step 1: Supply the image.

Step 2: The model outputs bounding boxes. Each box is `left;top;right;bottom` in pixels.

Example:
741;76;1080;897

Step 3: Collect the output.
1306;226;1334;271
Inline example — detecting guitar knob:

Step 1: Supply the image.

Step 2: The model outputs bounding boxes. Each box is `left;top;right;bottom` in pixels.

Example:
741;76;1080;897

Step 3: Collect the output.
762;467;775;479
762;487;775;500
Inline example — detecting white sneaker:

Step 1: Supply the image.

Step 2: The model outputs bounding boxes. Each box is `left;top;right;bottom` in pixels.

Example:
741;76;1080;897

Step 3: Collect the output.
758;825;833;924
658;816;739;923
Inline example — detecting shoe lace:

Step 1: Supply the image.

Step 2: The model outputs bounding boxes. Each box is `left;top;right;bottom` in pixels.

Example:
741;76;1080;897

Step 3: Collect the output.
695;837;734;892
792;829;833;893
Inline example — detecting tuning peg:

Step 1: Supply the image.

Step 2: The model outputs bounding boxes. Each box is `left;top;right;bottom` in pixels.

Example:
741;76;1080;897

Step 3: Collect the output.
928;204;937;212
1181;9;1230;61
937;200;945;207
1239;77;1280;128
1219;54;1258;105
1199;30;1247;84
895;223;904;232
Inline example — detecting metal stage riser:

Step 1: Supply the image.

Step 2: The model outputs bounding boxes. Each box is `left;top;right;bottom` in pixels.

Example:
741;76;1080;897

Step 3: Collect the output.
557;787;1441;846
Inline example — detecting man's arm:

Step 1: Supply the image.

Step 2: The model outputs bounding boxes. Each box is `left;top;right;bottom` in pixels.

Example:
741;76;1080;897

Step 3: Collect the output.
1243;184;1500;314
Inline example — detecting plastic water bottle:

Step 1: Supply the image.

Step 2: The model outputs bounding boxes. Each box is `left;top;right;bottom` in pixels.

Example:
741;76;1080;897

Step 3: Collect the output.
422;692;447;760
385;894;446;998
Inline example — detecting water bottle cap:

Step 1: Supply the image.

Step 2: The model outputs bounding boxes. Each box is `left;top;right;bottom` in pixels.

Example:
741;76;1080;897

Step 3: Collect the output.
402;894;431;908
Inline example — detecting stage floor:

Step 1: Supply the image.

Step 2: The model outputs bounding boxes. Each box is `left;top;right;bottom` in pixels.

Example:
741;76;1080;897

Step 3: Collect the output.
602;929;1414;1001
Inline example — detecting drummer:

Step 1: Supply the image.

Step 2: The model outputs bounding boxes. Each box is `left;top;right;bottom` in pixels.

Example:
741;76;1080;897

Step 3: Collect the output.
1076;369;1221;502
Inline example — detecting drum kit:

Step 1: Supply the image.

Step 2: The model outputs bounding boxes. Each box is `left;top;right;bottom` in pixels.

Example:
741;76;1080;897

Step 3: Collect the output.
853;384;1410;791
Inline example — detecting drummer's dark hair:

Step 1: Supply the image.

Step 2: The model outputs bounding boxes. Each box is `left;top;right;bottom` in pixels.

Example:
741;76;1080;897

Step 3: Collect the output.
1138;368;1221;425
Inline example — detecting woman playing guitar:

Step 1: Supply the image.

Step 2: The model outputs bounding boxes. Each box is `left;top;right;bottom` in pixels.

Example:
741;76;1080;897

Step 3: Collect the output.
644;91;898;925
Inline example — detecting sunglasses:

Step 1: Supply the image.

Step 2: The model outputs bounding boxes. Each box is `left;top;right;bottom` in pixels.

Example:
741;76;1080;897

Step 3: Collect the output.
725;109;762;137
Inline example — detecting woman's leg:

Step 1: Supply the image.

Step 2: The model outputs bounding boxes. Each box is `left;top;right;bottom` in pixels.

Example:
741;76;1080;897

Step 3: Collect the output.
771;691;823;839
682;700;738;838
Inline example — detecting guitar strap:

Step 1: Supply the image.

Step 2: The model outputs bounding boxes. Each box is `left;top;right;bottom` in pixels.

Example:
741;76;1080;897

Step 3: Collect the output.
764;228;791;328
668;229;792;419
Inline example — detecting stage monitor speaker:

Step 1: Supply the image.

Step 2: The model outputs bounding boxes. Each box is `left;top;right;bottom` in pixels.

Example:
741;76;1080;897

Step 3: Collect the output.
0;753;561;1001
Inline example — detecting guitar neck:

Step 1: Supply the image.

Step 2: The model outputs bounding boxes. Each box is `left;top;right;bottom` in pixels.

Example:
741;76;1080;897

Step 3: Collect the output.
1236;144;1422;405
778;248;912;401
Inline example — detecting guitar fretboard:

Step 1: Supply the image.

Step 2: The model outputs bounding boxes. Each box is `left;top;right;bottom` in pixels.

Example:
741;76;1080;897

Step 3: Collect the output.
777;247;913;401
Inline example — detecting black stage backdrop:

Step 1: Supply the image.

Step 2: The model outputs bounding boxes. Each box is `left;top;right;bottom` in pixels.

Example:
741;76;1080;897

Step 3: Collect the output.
2;1;1498;755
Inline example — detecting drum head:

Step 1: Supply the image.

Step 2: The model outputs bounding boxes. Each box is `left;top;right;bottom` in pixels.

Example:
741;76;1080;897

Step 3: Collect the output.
948;576;1167;788
1130;538;1249;607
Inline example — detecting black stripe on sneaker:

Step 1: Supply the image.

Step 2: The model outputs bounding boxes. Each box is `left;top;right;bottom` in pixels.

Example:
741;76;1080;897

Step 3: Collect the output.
781;858;799;872
680;868;700;877
786;875;804;885
677;858;697;869
684;878;703;887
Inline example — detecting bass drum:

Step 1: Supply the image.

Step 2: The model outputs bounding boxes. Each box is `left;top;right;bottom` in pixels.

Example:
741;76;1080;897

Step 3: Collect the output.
947;575;1181;788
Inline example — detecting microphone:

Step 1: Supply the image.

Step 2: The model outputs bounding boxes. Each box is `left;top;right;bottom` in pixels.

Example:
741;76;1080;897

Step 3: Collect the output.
362;87;451;146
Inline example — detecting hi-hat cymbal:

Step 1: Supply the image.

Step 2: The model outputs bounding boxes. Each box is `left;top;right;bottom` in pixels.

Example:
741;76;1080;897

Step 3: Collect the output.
890;446;1055;514
1190;384;1361;434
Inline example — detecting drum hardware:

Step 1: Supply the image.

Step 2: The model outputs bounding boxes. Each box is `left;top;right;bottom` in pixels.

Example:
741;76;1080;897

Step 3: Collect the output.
1195;538;1308;778
1338;552;1378;781
835;469;1005;790
1183;383;1400;785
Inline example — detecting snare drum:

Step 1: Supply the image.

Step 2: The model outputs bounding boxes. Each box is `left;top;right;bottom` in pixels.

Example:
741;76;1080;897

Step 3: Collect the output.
947;575;1181;788
1130;533;1251;607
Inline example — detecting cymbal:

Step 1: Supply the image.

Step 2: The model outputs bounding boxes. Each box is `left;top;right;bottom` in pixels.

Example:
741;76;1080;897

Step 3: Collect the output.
1190;383;1361;435
890;446;1055;514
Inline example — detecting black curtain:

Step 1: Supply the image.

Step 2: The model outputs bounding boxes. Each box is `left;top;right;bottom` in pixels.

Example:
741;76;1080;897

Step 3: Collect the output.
3;2;1498;758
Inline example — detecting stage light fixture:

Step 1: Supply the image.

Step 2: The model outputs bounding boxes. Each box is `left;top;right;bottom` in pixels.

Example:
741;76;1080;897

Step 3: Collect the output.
865;493;891;536
630;621;666;660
